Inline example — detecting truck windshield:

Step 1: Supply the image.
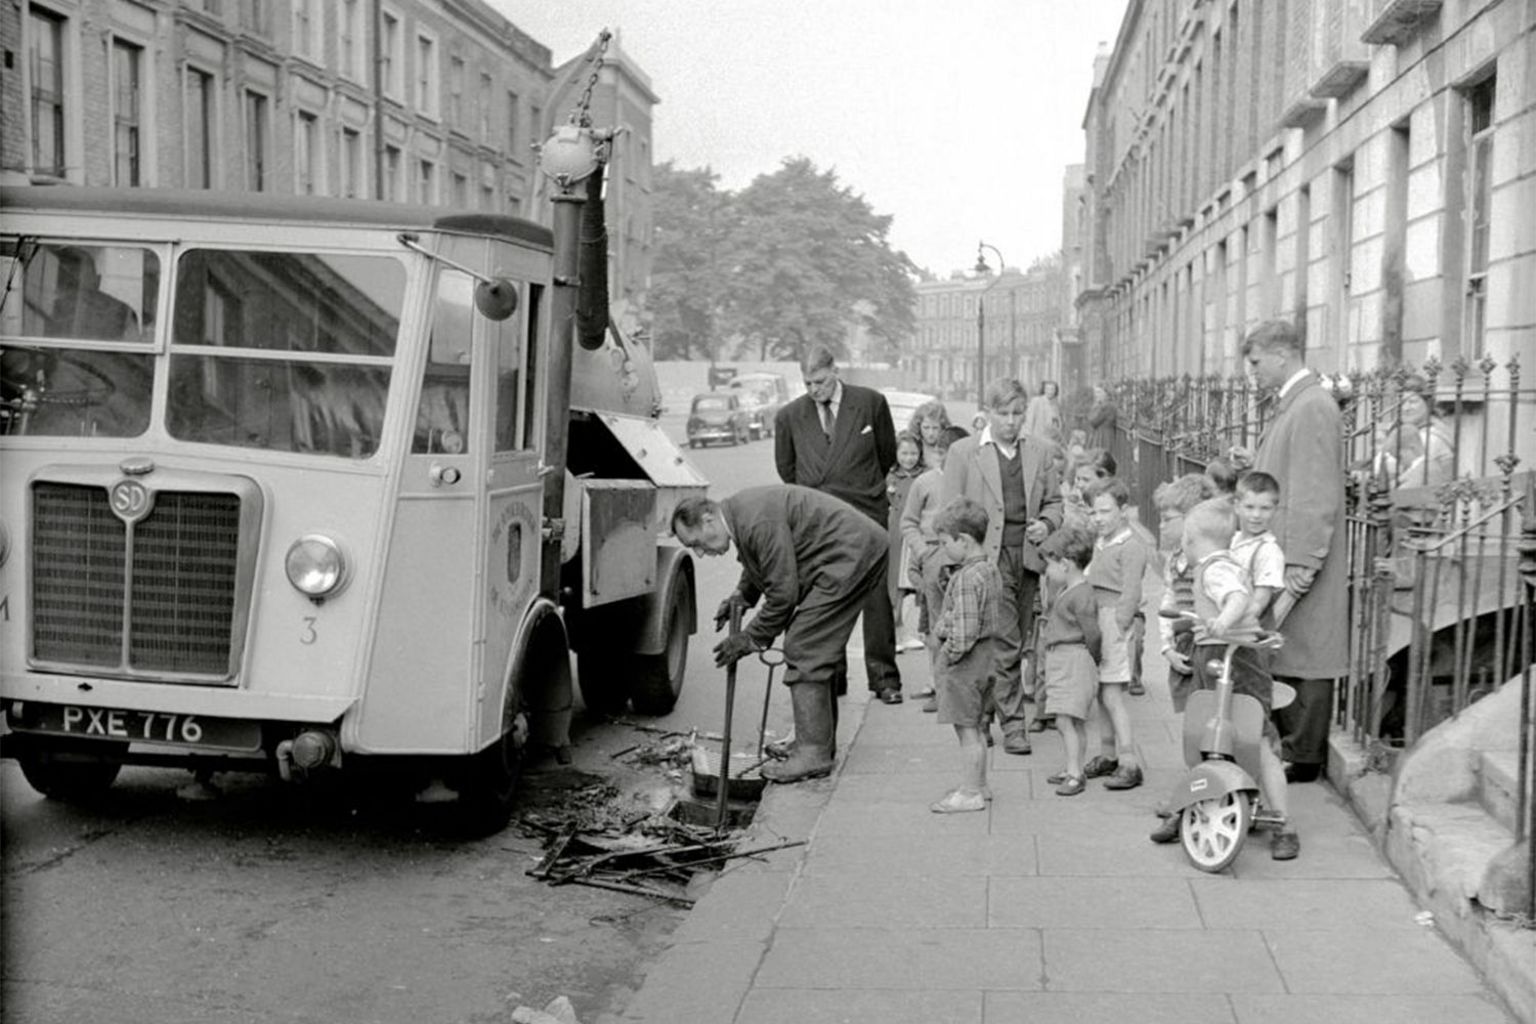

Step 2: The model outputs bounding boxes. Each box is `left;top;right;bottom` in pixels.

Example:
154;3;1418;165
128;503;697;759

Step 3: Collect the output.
167;249;404;458
0;240;158;437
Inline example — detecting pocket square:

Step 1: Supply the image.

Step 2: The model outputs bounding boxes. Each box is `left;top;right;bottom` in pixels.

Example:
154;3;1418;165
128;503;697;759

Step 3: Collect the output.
860;424;872;435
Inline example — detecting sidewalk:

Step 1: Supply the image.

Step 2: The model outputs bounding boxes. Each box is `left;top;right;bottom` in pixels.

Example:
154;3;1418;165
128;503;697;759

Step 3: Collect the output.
607;646;1521;1024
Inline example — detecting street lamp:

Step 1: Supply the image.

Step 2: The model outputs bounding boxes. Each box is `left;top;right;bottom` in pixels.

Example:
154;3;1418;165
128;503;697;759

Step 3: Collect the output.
974;241;1006;406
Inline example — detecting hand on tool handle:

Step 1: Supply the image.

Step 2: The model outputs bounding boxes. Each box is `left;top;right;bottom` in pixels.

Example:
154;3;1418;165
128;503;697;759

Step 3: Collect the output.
714;591;750;632
713;632;761;668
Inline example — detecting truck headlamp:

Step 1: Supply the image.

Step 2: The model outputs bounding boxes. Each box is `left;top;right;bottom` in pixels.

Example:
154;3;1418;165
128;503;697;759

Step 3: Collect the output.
285;534;348;600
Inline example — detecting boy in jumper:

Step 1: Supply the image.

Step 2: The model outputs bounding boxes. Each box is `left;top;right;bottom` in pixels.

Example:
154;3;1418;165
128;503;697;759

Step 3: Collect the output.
930;497;1006;813
1151;499;1299;859
1038;528;1103;796
1083;478;1147;790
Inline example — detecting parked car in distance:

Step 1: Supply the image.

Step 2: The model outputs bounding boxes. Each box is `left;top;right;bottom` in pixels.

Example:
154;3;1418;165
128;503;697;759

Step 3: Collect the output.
736;390;773;440
687;392;752;447
729;372;790;437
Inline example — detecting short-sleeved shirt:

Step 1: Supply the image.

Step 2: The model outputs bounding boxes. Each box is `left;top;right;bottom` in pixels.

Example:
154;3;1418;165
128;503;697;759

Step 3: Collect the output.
1230;530;1285;591
1192;551;1261;646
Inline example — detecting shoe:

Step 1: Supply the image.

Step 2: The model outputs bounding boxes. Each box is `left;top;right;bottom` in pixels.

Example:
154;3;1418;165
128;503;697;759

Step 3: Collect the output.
985;729;995;748
897;637;926;652
1149;814;1181;844
1082;755;1119;779
1271;830;1301;860
1102;764;1144;790
1002;732;1033;756
1128;680;1146;696
1046;769;1071;785
921;695;938;713
1285;763;1321;784
912;686;936;698
1028;716;1053;733
930;789;987;813
1054;775;1086;797
875;688;904;705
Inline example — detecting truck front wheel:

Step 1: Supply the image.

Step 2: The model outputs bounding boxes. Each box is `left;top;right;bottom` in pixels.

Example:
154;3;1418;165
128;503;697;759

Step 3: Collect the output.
13;736;124;802
627;569;691;715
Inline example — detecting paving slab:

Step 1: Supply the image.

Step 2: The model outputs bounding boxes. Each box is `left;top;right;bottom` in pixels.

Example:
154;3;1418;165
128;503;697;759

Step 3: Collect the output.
777;873;987;929
802;833;1038;877
985;990;1239;1023
1037;831;1226;878
1262;928;1493;994
1229;992;1516;1024
667;870;796;945
1041;928;1285;993
754;927;1043;990
737;988;983;1024
1191;878;1424;931
989;876;1204;930
815;798;993;837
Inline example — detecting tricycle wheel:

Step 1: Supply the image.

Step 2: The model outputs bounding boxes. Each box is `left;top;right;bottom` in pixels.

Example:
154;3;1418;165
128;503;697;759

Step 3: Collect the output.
628;570;691;715
1181;790;1252;872
13;736;124;802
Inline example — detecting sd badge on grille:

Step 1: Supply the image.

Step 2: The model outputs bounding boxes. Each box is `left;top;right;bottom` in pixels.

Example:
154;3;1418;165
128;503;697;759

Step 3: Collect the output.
110;479;153;523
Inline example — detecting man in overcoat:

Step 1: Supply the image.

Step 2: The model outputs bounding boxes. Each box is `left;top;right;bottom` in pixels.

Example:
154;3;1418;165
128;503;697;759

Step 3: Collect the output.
941;378;1063;752
1239;320;1349;783
670;486;890;783
773;345;902;703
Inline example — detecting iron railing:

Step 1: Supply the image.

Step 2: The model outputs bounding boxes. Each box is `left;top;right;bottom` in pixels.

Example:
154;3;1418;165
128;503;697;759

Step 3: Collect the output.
1107;355;1535;923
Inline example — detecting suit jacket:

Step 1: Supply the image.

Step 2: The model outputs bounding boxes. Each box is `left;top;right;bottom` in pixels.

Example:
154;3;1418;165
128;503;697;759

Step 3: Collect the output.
940;433;1064;574
1253;372;1349;679
774;382;896;522
722;485;888;649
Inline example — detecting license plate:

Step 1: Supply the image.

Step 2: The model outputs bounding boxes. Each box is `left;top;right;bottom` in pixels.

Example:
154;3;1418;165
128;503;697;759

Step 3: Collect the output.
7;701;262;751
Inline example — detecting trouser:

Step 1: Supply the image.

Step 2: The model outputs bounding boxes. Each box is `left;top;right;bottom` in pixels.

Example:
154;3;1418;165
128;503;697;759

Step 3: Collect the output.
1274;676;1334;765
793;552;895;696
991;544;1041;736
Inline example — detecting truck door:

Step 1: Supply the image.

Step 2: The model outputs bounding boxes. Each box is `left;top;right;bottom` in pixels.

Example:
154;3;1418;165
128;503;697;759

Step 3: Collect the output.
477;244;547;751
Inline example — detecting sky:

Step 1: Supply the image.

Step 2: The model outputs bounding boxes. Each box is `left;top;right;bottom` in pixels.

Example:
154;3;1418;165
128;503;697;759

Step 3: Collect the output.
496;0;1131;277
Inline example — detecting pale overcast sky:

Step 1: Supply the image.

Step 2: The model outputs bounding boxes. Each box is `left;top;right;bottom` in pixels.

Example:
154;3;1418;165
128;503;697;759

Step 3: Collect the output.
497;0;1131;276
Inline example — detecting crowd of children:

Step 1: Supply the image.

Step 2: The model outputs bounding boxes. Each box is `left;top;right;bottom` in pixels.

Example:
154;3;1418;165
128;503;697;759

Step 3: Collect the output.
908;434;1303;861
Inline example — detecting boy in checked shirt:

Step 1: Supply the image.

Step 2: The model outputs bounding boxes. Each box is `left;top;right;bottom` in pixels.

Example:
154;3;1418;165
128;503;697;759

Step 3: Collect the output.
929;497;1006;813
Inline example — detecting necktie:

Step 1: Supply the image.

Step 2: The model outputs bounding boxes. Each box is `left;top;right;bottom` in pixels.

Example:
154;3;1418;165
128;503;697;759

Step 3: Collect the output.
818;401;834;439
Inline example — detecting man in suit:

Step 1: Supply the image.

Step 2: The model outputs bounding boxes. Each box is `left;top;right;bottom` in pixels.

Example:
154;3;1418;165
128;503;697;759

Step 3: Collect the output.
1234;320;1348;798
671;486;890;783
773;345;903;703
941;378;1064;753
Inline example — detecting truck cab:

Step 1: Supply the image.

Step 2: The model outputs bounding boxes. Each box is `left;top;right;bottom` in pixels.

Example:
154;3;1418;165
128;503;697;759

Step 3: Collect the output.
0;185;701;831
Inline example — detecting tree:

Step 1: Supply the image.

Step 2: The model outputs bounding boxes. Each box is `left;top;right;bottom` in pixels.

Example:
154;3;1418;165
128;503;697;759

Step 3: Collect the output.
724;158;916;363
647;162;736;360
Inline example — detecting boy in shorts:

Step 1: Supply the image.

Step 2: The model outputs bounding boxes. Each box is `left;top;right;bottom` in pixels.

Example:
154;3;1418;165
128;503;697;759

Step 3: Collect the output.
1153;473;1217;713
1151;499;1299;859
1083;478;1148;790
1038;528;1102;796
929;497;1005;813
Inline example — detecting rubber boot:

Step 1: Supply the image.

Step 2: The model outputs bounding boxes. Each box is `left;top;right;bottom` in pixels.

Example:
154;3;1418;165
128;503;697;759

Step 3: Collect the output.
765;692;840;761
761;682;835;783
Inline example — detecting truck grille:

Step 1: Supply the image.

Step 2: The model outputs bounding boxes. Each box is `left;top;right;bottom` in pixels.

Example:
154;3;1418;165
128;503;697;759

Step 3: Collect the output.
32;483;241;677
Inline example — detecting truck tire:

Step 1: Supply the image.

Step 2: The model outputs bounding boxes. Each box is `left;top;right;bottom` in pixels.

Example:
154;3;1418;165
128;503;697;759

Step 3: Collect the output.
13;736;124;802
627;569;691;715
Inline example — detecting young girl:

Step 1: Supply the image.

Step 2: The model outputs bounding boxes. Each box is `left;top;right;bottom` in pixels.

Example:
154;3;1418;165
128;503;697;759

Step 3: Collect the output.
1039;528;1102;795
908;399;953;471
887;431;926;651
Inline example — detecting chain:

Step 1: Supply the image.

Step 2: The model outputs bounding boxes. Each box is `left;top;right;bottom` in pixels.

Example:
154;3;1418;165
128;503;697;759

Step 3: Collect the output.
571;29;613;128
